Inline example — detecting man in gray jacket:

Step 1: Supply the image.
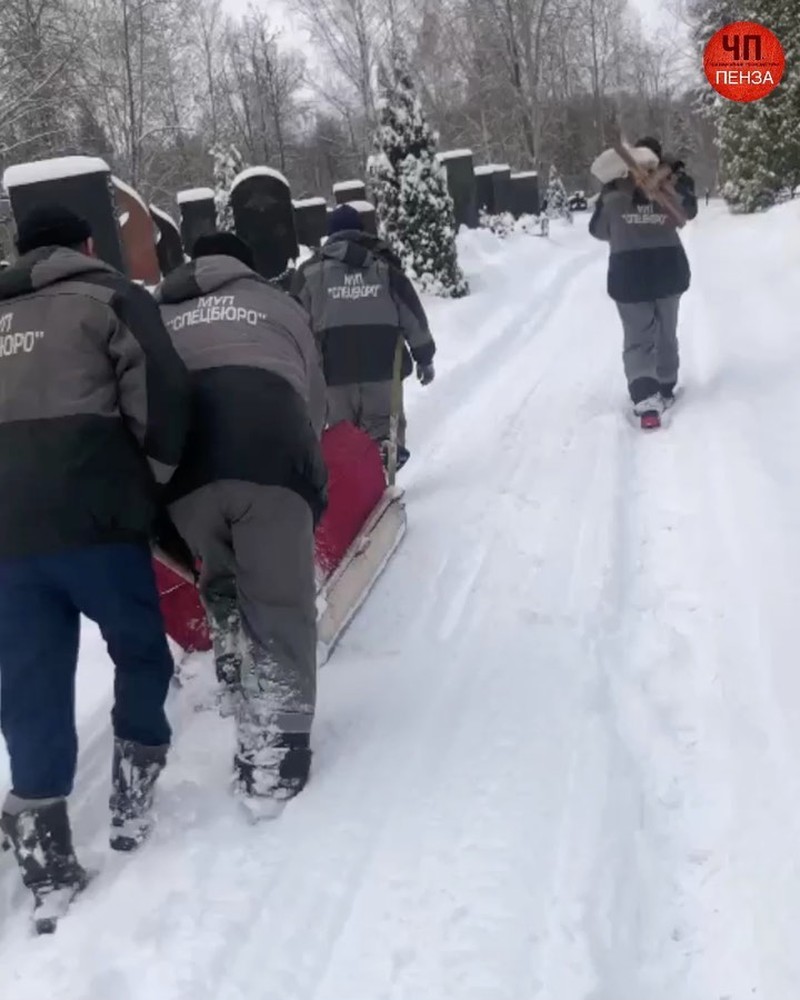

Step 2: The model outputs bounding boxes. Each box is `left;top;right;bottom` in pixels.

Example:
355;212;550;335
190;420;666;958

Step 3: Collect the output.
589;137;698;425
291;205;435;470
156;231;327;813
0;204;189;929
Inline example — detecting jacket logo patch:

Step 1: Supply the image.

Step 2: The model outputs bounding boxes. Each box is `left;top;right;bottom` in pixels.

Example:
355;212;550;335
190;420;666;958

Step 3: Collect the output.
622;203;668;225
166;295;268;331
329;272;380;300
0;312;45;356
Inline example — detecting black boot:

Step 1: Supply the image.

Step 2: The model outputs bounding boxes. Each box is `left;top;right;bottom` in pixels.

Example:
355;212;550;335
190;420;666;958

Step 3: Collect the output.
234;733;311;805
109;738;168;851
1;797;90;933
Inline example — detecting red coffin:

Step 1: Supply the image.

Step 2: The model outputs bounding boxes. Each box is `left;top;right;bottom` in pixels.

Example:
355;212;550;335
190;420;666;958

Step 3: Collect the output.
155;422;387;654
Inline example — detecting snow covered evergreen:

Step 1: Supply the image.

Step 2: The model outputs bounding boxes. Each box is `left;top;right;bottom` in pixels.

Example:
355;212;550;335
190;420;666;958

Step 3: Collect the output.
545;165;572;222
210;143;245;230
367;46;468;298
695;1;800;212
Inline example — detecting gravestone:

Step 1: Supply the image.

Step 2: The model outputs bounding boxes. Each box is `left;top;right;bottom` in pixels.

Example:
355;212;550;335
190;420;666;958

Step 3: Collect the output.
349;200;377;236
437;149;479;229
333;180;367;205
510;172;541;218
231;166;299;280
150;204;185;275
176;187;216;254
474;164;513;215
112;176;160;284
3;155;124;271
293;197;328;248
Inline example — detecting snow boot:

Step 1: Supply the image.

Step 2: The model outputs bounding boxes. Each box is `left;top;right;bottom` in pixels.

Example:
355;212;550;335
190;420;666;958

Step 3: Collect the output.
109;738;168;852
659;383;677;409
233;733;311;814
633;393;664;430
1;797;91;934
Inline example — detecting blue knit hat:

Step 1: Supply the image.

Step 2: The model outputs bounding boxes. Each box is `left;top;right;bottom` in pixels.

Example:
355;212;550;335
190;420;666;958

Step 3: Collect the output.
327;204;363;236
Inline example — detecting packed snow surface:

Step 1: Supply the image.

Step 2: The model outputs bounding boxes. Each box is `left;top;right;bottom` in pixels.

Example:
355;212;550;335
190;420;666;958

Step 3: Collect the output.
176;187;214;205
347;200;375;213
332;180;365;192
2;200;800;1000
512;171;539;179
3;156;110;188
293;197;327;209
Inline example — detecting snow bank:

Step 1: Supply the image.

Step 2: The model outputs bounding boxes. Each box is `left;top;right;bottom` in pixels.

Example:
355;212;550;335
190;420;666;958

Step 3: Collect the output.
437;149;474;162
3;156;110;189
176;187;214;205
231;166;290;192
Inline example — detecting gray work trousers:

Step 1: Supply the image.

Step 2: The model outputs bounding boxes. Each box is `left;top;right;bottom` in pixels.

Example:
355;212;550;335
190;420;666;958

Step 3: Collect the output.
327;381;406;448
169;482;316;783
616;295;681;399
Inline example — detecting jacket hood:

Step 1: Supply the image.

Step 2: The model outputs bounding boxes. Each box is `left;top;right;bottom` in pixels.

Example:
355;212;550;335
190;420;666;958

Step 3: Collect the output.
321;231;402;270
0;246;117;303
155;254;260;304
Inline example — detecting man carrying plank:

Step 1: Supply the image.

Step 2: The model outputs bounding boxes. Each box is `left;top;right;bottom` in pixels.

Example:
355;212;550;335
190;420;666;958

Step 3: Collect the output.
589;136;698;429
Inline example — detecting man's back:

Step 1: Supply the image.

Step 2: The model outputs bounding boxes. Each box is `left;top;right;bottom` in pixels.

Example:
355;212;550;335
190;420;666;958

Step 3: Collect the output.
156;251;327;521
0;245;187;557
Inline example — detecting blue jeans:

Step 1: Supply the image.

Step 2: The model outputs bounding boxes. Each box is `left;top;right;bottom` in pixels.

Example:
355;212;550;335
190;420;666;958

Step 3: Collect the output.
0;542;173;799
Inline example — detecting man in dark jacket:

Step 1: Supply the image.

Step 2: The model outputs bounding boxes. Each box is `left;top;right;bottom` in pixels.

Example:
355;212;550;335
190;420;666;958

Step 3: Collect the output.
589;136;698;422
155;231;326;815
0;205;189;926
291;204;436;470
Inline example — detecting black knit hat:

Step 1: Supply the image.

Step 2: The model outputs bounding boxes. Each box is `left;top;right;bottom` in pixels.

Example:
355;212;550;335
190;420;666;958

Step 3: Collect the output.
15;204;92;255
327;204;364;236
191;231;254;269
634;136;663;161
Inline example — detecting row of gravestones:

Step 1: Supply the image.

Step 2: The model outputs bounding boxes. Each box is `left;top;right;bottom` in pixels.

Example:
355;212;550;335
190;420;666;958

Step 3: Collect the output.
0;148;540;282
0;156;378;283
437;152;541;227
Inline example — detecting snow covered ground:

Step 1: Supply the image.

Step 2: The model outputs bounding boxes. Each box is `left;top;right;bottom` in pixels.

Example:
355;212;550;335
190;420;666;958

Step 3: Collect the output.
3;199;800;999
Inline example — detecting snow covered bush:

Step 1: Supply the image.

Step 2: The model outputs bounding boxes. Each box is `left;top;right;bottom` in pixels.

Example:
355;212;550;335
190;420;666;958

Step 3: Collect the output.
368;45;468;298
211;143;245;230
479;210;548;238
545;165;572;222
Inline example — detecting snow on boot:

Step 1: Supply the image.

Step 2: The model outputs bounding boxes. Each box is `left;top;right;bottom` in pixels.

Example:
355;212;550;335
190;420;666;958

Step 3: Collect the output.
633;393;664;430
1;797;91;934
233;733;311;818
109;739;168;852
659;384;678;409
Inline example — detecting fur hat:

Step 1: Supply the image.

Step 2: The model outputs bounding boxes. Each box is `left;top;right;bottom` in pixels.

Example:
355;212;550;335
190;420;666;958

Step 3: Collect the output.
15;204;92;255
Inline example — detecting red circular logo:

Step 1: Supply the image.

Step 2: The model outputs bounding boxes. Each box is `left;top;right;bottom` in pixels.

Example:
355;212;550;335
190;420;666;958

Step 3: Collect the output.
704;21;785;102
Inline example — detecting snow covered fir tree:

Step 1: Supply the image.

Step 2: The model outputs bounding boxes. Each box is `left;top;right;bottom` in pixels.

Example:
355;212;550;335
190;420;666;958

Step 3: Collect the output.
693;0;800;212
545;164;572;221
367;47;468;298
211;143;245;230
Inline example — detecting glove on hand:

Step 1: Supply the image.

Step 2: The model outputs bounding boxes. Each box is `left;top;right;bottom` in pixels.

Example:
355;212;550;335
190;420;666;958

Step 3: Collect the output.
417;362;435;386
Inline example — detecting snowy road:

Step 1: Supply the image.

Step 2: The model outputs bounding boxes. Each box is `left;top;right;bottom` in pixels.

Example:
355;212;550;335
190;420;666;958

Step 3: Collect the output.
3;203;800;999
